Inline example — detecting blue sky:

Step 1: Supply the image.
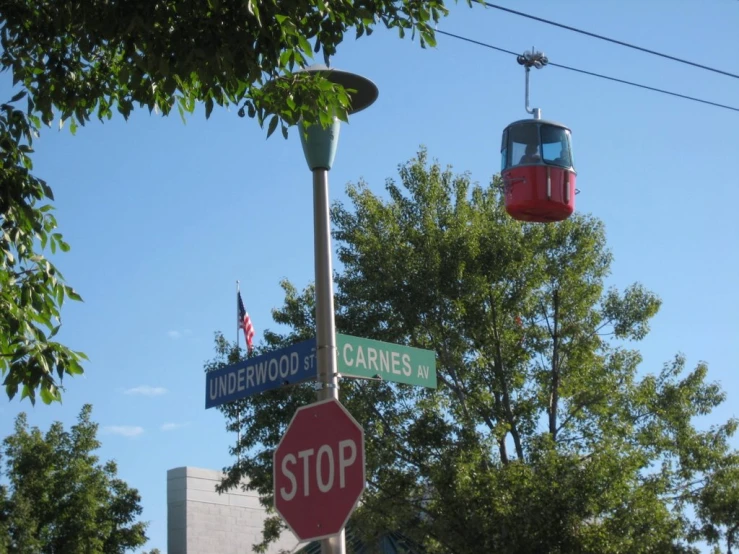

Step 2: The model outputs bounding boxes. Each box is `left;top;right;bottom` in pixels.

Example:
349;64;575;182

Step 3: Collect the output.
1;1;738;551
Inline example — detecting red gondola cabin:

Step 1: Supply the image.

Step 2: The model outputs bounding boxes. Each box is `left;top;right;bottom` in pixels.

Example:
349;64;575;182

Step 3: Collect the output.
501;119;576;223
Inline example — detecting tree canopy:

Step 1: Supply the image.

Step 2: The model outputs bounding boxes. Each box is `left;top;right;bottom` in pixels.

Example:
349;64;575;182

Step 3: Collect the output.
207;149;739;553
0;404;149;553
0;0;470;403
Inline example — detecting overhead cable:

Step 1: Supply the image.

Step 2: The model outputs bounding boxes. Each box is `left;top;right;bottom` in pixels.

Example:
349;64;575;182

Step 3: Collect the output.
436;29;739;113
480;1;739;80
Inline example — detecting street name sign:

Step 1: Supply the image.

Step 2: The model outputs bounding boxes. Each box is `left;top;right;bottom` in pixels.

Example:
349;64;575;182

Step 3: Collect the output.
205;335;437;408
205;338;318;409
273;399;365;542
336;333;436;388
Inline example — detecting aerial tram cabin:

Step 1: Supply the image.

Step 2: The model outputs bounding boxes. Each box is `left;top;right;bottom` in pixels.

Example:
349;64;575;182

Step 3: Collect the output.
501;49;577;223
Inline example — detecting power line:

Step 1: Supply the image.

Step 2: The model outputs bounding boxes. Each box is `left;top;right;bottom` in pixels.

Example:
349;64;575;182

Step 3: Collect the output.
436;31;519;57
435;29;739;113
548;61;739;113
480;1;739;80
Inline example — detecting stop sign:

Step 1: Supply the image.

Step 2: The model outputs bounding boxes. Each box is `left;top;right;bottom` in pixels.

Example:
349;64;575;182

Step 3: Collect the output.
273;398;365;542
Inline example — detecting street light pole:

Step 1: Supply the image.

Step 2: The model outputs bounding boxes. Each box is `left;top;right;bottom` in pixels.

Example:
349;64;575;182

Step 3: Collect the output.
312;165;345;554
298;65;378;554
313;166;339;406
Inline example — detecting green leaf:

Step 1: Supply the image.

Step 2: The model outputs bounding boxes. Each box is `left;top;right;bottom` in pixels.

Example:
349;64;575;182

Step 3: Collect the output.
10;90;27;103
66;361;85;375
20;384;32;402
279;50;292;69
298;35;313;57
38;353;50;374
65;287;83;302
266;115;279;138
41;182;55;201
39;384;55;404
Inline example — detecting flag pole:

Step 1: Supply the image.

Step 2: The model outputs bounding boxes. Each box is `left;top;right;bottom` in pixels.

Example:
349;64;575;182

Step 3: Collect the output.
236;280;241;464
236;280;241;350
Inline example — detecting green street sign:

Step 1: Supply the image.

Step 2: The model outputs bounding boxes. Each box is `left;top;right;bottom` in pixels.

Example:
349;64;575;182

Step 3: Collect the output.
336;334;436;388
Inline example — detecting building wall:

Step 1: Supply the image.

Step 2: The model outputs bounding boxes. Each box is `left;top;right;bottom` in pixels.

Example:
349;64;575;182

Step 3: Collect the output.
167;466;298;554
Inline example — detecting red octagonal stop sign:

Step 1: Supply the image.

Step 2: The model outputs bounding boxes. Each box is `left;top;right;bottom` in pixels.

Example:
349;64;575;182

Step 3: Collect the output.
274;398;365;542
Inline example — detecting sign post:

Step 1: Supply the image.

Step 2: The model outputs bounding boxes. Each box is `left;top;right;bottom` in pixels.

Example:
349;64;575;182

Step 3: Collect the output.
273;399;365;542
297;65;378;554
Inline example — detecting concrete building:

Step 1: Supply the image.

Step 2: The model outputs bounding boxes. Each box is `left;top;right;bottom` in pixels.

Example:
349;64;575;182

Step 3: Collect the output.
167;467;299;554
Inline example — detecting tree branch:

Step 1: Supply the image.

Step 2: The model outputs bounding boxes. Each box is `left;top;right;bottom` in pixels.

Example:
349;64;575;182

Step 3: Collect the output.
556;393;606;435
549;288;561;441
489;295;524;461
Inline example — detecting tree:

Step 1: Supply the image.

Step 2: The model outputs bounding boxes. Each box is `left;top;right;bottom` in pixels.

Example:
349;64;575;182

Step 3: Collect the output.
207;149;739;553
0;404;149;553
0;95;86;405
694;461;739;553
0;0;470;404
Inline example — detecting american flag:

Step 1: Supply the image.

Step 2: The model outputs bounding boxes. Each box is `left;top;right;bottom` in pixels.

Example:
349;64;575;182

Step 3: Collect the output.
237;291;255;353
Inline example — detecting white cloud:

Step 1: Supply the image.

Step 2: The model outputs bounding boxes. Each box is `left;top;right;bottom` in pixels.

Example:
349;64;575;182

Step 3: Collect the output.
168;329;193;340
160;422;189;432
124;385;168;397
103;425;144;438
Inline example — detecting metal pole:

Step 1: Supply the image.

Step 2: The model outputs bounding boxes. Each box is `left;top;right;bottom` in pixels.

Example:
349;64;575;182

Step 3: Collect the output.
519;48;547;120
312;167;346;554
236;281;241;464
